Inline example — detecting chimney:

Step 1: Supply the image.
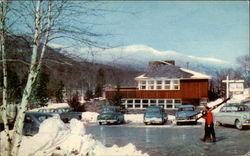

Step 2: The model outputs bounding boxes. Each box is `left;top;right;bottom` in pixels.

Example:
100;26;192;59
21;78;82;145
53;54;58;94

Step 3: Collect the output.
164;60;175;65
148;61;165;67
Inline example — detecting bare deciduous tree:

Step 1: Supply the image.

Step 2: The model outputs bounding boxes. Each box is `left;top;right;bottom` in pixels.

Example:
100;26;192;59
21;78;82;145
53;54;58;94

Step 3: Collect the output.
1;1;111;156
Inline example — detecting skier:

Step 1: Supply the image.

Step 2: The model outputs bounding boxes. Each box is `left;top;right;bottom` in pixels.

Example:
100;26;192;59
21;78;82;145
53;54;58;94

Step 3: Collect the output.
201;106;216;142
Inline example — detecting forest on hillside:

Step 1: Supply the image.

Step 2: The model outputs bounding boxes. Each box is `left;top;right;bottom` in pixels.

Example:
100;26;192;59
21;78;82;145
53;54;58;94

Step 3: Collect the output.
0;35;141;107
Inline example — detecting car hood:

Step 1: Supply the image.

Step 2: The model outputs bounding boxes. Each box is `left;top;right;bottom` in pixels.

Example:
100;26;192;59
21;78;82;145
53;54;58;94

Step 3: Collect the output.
99;113;116;117
144;112;162;118
175;111;197;117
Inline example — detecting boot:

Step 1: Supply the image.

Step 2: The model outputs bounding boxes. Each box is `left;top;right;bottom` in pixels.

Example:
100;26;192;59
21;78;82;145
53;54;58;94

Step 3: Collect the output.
212;137;216;142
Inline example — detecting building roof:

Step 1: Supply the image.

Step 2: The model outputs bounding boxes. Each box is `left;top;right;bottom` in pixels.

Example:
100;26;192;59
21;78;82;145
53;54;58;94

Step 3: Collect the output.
135;61;211;80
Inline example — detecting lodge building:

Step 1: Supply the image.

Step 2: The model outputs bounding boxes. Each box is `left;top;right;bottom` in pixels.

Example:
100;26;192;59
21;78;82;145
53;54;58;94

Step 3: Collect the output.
105;60;211;109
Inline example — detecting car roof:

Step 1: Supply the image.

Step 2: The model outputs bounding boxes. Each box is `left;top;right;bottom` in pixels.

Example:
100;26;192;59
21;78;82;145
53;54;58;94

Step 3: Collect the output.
103;106;120;108
178;105;194;108
227;104;245;106
146;106;163;109
26;111;53;116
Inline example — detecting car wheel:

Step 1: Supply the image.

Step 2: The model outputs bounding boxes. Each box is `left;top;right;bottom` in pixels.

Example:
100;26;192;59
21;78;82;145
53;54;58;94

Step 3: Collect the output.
144;122;148;125
63;118;69;123
235;119;243;130
215;121;222;126
99;122;102;125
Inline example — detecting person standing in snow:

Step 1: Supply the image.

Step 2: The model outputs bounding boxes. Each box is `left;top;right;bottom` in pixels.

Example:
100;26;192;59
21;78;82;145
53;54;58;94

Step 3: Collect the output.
201;106;216;142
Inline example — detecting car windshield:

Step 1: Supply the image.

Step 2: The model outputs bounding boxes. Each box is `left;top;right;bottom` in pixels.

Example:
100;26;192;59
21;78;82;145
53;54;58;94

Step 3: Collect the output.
179;107;194;111
235;105;249;112
33;114;52;122
146;109;160;113
102;107;118;113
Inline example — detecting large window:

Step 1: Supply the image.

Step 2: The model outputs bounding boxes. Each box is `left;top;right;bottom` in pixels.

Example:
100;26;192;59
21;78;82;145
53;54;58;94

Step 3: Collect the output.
138;79;180;90
173;80;180;90
123;99;182;110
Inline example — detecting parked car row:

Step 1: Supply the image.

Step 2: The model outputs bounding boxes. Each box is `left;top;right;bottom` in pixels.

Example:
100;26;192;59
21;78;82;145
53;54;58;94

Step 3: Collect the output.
97;105;197;126
2;101;249;136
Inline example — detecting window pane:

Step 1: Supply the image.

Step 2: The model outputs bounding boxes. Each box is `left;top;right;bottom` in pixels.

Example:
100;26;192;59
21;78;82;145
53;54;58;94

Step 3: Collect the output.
159;104;164;108
127;104;133;108
149;86;154;89
143;100;148;103
157;80;162;84
127;100;133;103
158;100;164;104
135;100;140;103
164;86;170;89
143;104;148;108
135;104;141;108
140;86;146;89
173;80;179;84
165;80;170;84
148;80;154;84
150;100;156;103
167;105;173;108
156;86;162;89
175;99;181;103
166;99;173;103
174;85;179;90
140;81;146;84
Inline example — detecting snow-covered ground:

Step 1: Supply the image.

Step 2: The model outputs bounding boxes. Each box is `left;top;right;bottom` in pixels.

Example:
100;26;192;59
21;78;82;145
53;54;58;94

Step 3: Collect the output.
1;118;148;156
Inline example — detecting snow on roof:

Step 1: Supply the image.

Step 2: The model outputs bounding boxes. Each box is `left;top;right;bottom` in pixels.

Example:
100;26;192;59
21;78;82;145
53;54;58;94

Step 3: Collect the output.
180;68;211;79
135;74;148;79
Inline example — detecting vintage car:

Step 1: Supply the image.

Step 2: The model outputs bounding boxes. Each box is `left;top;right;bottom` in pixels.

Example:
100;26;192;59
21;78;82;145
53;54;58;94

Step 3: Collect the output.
97;106;125;125
175;105;197;125
214;104;250;130
143;106;168;125
38;107;82;123
23;112;53;136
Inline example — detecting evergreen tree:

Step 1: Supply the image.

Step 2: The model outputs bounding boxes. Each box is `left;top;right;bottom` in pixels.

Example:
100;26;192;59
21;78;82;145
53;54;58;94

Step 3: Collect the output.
84;89;93;101
94;68;105;97
109;83;123;107
68;92;85;112
55;81;64;103
30;71;50;107
0;69;22;104
94;83;102;97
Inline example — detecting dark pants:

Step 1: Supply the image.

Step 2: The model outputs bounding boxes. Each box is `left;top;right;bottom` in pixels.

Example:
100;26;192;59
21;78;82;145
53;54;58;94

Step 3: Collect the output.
203;123;216;141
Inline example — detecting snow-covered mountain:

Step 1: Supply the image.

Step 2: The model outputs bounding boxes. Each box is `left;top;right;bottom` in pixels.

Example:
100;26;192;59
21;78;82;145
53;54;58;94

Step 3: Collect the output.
50;44;233;76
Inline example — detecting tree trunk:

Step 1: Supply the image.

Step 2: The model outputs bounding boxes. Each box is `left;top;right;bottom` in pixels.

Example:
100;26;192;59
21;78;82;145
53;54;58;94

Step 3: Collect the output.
0;1;11;155
10;1;42;156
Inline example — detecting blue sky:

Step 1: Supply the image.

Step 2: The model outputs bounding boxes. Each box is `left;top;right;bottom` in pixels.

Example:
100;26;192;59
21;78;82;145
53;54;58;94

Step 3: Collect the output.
51;1;249;64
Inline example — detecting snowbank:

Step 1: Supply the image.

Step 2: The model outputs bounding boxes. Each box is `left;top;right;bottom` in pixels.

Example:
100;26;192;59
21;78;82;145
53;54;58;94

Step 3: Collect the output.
125;114;144;123
82;112;99;123
12;118;148;156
